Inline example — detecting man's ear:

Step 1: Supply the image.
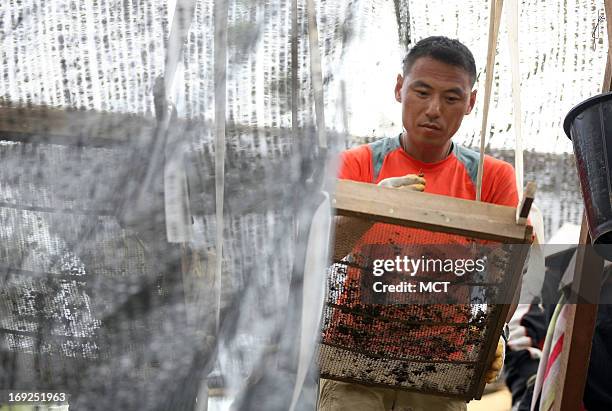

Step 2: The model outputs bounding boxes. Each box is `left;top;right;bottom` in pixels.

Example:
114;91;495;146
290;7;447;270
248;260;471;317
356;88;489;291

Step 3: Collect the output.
466;89;477;114
395;74;404;102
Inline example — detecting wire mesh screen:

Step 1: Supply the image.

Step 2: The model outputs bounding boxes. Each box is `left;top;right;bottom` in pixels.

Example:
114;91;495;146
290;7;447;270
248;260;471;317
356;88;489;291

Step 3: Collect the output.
318;220;524;400
0;138;200;409
0;0;350;409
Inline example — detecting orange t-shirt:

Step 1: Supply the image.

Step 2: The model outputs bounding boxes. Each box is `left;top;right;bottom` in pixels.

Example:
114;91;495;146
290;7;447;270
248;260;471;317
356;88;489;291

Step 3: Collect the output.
338;135;518;206
324;135;519;361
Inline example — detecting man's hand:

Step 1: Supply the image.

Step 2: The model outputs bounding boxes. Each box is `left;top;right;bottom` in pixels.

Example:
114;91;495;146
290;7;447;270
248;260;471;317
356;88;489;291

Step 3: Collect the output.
333;175;426;261
485;337;505;383
377;174;426;191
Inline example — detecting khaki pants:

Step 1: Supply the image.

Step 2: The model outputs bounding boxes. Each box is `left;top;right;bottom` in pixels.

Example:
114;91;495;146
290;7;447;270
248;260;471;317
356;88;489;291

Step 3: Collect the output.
318;379;467;411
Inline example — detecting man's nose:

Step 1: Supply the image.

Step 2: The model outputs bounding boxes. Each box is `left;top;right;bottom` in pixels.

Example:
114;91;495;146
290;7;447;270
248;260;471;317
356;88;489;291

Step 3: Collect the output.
425;96;441;119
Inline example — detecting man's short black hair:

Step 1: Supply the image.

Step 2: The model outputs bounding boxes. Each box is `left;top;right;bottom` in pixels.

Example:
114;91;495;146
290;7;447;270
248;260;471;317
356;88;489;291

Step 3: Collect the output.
402;36;477;86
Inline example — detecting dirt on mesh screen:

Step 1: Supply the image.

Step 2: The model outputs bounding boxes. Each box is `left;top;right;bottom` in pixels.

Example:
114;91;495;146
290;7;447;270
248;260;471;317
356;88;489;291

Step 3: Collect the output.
320;220;508;397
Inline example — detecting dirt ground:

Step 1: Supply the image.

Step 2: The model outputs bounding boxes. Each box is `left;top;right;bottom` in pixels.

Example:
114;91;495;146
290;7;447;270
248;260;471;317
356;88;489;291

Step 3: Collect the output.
467;385;512;411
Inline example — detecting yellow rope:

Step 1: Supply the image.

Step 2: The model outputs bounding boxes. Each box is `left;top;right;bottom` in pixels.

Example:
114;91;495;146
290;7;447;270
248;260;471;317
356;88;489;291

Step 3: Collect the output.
477;0;504;201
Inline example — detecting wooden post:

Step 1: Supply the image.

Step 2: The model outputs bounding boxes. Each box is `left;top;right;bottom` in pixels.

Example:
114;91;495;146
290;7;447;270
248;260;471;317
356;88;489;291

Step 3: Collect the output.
558;215;604;411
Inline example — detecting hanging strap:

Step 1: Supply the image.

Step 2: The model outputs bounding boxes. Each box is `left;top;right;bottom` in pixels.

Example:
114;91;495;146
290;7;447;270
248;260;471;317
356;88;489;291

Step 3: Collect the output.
213;0;229;331
289;3;328;409
506;0;523;196
477;0;504;201
306;0;327;148
506;0;542;234
163;0;197;244
164;0;196;97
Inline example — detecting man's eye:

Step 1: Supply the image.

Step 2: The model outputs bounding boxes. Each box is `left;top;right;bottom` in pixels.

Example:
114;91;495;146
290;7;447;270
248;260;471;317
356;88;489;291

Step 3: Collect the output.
416;91;428;97
446;97;460;103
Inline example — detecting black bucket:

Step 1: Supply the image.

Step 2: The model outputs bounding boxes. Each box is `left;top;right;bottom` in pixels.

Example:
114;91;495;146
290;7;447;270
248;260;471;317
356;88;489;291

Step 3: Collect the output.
564;92;612;261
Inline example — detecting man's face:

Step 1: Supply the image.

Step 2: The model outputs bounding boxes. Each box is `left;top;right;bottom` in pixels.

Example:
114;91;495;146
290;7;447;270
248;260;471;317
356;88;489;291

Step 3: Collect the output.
395;56;477;149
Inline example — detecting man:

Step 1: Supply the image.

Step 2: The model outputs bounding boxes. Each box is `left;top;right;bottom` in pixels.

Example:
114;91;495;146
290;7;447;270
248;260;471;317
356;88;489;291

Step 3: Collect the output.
320;36;518;411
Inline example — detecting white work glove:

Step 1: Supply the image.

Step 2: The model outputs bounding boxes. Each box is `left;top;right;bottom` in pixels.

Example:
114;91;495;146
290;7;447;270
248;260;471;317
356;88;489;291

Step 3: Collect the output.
377;174;426;192
485;337;505;383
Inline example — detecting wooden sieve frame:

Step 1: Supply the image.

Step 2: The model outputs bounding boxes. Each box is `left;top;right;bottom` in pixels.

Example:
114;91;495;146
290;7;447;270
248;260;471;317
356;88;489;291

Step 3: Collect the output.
319;180;533;400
